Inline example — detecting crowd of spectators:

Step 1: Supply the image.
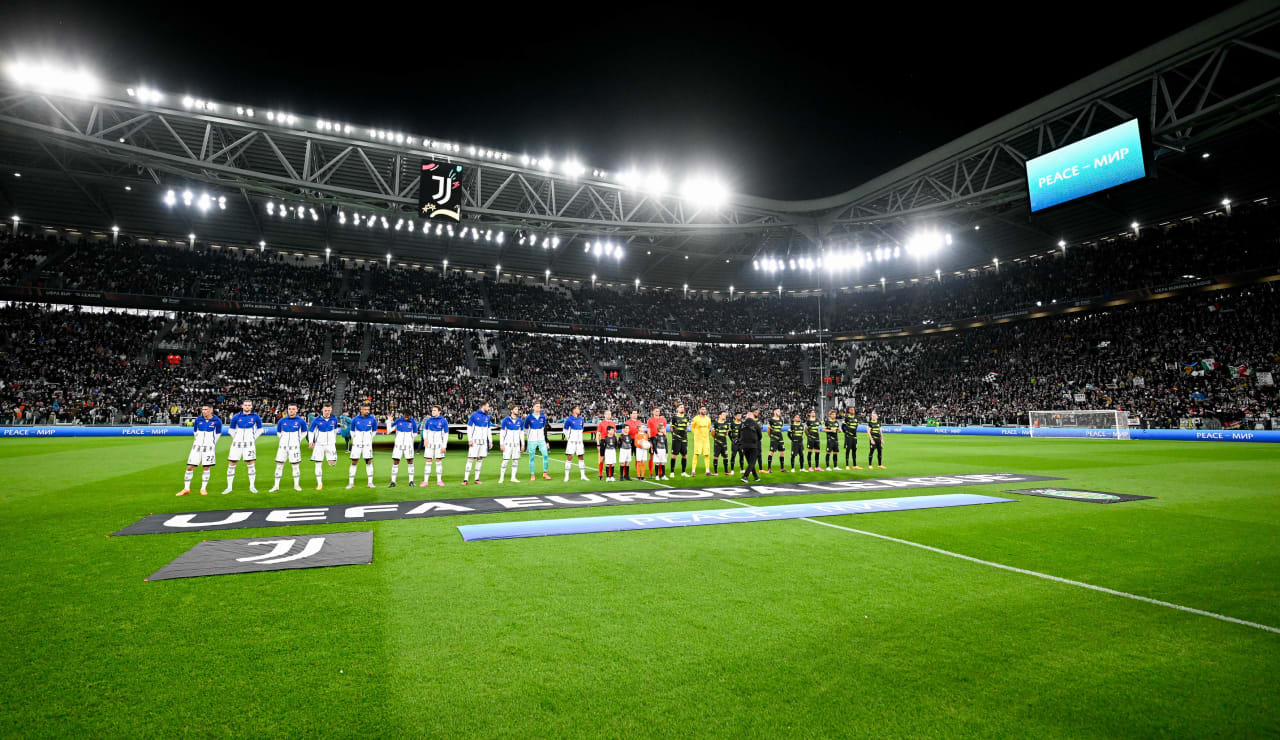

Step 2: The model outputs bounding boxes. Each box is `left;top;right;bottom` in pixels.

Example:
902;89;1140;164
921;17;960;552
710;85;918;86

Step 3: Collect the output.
830;283;1278;428
0;304;165;424
2;279;1274;429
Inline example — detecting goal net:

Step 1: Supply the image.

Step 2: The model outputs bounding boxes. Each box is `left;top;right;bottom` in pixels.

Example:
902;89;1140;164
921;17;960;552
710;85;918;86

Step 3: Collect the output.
1028;410;1131;439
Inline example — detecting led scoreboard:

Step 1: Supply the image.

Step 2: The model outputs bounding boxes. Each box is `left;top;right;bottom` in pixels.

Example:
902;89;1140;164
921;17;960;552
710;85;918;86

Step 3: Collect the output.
1025;118;1147;212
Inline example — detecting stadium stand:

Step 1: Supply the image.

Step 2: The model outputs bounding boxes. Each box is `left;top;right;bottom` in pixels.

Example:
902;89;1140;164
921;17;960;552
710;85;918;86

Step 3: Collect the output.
3;277;1274;429
5;201;1275;335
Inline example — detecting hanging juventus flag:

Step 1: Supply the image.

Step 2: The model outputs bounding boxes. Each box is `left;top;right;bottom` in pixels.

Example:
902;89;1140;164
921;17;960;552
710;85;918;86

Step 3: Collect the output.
419;161;463;221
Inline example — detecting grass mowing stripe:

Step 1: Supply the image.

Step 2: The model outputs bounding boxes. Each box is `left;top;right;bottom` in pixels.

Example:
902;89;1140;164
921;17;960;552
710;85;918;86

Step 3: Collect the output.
719;498;1280;636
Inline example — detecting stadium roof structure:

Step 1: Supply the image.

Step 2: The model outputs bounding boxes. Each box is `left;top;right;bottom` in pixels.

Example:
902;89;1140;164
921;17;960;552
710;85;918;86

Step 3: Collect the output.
0;0;1278;292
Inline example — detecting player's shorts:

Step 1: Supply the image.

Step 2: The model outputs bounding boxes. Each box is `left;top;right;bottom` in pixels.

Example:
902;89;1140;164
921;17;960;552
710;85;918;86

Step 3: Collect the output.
769;436;783;452
350;441;374;460
826;437;839;452
228;442;257;462
604;448;618;465
844;435;858;448
502;444;522;461
186;446;216;467
565;440;585;456
424;444;445;459
714;441;727;457
275;445;302;464
468;439;490;458
393;440;416;459
670;438;688;455
806;438;820;451
310;441;338;462
619;448;632;463
653;450;668;464
692;437;710;456
635;447;649;461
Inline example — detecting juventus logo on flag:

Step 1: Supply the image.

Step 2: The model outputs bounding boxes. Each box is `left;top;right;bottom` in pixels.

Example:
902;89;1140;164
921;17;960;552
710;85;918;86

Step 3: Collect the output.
419;161;463;221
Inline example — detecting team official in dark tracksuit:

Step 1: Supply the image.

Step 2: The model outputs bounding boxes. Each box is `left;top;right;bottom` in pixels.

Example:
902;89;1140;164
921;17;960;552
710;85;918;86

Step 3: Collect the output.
842;406;861;470
737;411;762;483
867;411;885;468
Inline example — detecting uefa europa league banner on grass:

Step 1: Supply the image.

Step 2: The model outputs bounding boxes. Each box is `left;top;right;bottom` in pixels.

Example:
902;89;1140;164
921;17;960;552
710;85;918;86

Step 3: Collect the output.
419;161;463;221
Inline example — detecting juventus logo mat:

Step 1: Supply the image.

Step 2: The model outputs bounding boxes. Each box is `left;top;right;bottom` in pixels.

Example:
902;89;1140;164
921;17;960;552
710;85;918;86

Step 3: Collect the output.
145;531;372;581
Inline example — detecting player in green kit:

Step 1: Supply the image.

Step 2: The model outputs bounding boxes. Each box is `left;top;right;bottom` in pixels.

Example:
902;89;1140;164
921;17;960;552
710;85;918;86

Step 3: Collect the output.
765;408;785;473
729;411;743;474
670;404;691;477
867;411;885;469
788;414;805;472
804;411;822;471
842;406;861;470
824;409;840;470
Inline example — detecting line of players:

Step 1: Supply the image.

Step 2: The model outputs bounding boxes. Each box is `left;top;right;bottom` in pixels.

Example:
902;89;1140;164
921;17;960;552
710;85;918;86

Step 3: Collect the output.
176;399;885;496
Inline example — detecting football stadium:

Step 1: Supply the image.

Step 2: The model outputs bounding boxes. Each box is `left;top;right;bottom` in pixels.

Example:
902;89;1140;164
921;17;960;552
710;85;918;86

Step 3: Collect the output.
2;3;1279;736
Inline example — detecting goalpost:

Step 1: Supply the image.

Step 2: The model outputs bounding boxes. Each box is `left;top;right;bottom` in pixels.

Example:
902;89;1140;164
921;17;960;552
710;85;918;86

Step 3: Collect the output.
1028;410;1131;440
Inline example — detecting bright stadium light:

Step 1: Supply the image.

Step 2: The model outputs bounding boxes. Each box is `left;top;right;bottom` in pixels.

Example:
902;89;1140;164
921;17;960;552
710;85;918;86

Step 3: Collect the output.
496;231;505;245
562;160;586;179
634;277;640;291
259;240;265;251
386;253;392;267
616;247;624;261
188;232;196;244
591;273;597;287
442;259;449;271
681;176;729;209
645;170;668;195
7;61;101;98
164;190;177;207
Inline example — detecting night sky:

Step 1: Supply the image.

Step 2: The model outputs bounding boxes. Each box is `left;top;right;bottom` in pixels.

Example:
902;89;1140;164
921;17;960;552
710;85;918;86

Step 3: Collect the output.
2;2;1225;201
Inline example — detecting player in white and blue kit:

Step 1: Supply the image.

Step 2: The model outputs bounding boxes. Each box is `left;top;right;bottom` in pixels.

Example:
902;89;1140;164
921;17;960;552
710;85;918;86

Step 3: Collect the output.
388;410;420;487
308;402;339;489
269;403;307;492
178;404;222;496
498;406;525;484
463;402;492;485
347;403;379;489
562;406;590;482
524;401;551;481
223;399;264;494
421;405;449;487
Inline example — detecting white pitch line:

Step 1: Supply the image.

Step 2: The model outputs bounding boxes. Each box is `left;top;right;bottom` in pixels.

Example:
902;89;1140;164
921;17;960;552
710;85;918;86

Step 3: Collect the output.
718;499;1280;635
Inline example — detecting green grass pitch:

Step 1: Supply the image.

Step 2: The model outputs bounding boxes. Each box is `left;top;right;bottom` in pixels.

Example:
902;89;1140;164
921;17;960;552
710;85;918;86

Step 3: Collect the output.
1;434;1277;737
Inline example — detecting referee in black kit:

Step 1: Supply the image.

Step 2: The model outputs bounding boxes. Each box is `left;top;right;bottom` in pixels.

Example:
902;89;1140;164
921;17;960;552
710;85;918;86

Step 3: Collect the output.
738;409;762;483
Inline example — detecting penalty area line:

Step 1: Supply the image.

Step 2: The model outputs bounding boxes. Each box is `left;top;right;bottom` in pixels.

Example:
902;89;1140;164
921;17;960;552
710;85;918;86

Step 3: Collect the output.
718;499;1280;636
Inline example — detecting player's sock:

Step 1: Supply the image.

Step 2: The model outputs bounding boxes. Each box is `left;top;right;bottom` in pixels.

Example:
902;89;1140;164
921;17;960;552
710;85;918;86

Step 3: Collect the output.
366;462;374;485
183;469;194;489
227;468;236;489
391;462;399;483
473;461;482;481
499;460;508;482
464;459;473;481
292;464;301;487
274;463;284;488
348;466;356;486
713;459;719;473
247;463;256;488
564;459;571;481
314;462;323;481
680;457;687;473
201;469;211;488
407;462;414;483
